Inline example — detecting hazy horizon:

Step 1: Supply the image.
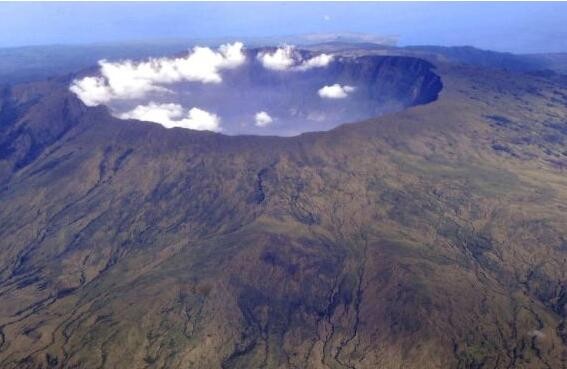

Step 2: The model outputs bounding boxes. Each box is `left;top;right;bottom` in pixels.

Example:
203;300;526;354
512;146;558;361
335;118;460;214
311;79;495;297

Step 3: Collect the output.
1;2;567;54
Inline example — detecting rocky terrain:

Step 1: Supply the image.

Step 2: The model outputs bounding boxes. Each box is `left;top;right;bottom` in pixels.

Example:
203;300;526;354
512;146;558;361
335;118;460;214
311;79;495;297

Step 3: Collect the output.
0;47;566;369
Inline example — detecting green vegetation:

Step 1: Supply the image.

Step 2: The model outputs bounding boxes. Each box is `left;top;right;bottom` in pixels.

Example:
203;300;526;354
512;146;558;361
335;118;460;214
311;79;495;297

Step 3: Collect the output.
0;50;566;369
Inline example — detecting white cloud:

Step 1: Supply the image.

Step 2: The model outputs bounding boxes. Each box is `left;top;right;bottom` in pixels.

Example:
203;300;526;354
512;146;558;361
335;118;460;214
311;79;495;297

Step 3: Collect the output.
255;111;273;127
318;84;355;99
257;45;296;71
119;103;221;132
70;42;246;106
295;53;334;71
69;76;115;107
257;45;333;71
323;15;331;21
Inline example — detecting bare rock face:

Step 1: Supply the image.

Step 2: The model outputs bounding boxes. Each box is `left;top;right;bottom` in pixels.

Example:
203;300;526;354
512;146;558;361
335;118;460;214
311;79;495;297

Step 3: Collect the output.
0;50;567;369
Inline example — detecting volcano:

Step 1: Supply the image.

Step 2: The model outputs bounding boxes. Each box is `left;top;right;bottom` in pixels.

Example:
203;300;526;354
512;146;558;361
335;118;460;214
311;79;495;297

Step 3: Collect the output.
0;42;566;369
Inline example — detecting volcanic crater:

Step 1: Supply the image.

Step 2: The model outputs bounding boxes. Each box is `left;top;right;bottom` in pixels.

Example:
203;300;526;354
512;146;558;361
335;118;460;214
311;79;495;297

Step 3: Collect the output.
73;46;444;136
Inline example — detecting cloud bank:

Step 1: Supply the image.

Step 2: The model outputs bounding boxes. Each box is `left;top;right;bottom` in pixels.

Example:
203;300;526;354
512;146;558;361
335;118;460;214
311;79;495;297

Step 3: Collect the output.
119;103;221;132
255;111;273;127
70;42;246;106
257;45;334;71
318;84;355;99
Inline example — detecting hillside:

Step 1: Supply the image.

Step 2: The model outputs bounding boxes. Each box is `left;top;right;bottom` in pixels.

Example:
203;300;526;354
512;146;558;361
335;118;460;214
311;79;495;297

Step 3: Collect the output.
0;52;567;369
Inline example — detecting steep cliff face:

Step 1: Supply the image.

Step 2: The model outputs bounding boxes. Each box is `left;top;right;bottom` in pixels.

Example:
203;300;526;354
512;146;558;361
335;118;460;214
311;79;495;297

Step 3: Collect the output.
322;55;443;104
0;57;566;369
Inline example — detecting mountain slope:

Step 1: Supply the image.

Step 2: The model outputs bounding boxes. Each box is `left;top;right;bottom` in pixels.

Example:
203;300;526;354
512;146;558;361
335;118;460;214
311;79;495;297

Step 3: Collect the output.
0;59;567;369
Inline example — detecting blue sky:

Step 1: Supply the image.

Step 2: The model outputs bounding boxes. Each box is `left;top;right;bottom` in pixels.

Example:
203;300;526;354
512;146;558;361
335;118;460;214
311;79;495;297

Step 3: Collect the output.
1;2;566;53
